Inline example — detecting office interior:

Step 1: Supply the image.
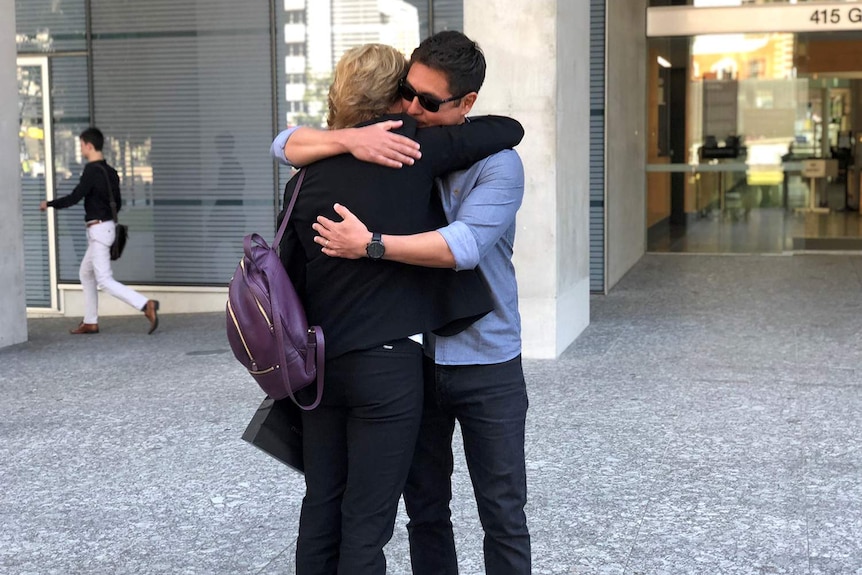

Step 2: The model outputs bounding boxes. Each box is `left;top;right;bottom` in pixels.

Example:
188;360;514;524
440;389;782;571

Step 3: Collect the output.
647;30;862;253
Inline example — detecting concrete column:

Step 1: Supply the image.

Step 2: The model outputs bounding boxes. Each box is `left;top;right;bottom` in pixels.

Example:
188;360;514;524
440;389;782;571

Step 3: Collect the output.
606;0;648;289
466;0;591;358
0;0;28;349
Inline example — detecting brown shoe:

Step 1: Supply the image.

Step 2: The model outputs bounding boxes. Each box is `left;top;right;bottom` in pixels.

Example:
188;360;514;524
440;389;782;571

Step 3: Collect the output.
70;322;99;335
144;300;160;334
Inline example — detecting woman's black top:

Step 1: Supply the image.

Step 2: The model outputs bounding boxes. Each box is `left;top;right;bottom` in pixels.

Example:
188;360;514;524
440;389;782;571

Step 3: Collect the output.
279;113;524;360
48;160;121;221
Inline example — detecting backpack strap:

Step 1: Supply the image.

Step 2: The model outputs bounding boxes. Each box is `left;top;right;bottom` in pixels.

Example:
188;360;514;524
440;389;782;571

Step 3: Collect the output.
274;169;306;247
270;169;325;410
270;284;324;411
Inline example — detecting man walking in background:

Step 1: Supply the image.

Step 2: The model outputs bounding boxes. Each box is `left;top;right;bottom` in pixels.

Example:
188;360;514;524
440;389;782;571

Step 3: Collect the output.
40;127;159;335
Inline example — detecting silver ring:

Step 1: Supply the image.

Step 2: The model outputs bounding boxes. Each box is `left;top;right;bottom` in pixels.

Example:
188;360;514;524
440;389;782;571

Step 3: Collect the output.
325;239;330;248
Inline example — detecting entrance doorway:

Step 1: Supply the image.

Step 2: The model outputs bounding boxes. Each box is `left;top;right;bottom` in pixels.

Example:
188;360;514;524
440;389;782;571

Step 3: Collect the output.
18;56;59;310
646;9;862;254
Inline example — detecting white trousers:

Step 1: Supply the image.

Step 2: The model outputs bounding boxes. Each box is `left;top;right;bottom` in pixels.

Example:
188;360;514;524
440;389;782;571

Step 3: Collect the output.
80;221;148;323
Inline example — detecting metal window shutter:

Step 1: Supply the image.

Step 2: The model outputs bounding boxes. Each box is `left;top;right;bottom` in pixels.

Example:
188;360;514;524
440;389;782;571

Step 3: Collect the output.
90;0;276;285
589;0;606;293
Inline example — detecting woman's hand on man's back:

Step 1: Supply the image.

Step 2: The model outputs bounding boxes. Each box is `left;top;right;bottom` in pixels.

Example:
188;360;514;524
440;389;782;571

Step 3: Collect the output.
344;121;422;168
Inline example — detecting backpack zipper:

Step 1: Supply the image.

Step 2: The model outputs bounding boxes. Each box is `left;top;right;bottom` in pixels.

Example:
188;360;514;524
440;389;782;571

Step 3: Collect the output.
239;259;274;332
227;299;256;368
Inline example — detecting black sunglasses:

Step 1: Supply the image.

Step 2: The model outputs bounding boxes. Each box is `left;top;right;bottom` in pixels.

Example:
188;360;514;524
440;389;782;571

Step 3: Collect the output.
398;79;465;113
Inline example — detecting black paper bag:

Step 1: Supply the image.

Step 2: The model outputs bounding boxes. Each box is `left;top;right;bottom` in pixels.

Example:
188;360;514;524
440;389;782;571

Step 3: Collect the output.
242;396;304;473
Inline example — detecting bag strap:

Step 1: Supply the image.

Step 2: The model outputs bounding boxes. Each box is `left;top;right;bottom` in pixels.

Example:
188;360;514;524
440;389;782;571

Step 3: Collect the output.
270;289;325;411
95;163;119;223
274;169;306;248
269;169;325;411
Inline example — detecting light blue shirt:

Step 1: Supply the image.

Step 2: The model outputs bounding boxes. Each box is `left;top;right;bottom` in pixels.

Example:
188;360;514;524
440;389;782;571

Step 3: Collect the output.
428;149;524;365
270;126;525;365
270;128;294;165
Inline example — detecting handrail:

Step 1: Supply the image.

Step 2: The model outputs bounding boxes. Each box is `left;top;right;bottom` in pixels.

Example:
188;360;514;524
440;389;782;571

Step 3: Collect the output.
646;162;807;173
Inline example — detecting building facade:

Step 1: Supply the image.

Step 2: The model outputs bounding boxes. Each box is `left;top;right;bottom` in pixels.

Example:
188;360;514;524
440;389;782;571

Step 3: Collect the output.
2;0;601;356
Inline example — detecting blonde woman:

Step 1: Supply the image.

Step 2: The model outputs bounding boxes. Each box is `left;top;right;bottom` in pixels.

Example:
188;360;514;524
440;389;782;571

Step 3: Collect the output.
278;44;522;574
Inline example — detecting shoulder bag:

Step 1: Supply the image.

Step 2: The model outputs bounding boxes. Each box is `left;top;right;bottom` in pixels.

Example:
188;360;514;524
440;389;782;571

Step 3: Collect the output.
95;163;128;260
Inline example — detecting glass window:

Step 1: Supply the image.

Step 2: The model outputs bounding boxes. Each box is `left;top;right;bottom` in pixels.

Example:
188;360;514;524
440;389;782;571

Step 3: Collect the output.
15;0;87;53
19;0;466;290
431;0;463;33
286;10;306;25
273;1;464;195
275;0;465;130
89;0;276;285
646;1;862;254
287;42;306;56
51;56;93;283
650;1;853;6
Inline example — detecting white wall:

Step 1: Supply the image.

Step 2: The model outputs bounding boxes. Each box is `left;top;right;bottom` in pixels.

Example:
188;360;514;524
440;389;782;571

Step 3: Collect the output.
0;0;27;349
467;0;591;358
605;0;648;289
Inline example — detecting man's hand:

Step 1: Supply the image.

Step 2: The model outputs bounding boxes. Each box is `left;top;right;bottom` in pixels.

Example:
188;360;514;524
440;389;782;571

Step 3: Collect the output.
343;121;422;168
39;200;48;211
314;203;457;268
313;203;371;259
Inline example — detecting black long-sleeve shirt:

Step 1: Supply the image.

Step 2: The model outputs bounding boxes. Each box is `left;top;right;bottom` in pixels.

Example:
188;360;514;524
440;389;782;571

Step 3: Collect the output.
279;113;524;360
49;160;121;221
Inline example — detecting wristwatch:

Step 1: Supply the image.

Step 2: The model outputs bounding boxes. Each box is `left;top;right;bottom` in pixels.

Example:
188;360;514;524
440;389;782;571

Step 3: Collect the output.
366;232;385;260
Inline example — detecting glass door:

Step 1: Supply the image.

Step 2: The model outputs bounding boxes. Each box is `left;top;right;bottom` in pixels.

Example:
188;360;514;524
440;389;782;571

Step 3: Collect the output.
18;56;58;310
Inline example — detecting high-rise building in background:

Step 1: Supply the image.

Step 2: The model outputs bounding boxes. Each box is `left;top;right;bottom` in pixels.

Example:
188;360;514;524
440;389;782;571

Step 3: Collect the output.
282;0;420;128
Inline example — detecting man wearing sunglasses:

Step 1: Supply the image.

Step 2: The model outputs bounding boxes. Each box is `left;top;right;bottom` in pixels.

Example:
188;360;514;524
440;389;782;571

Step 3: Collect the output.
270;31;529;575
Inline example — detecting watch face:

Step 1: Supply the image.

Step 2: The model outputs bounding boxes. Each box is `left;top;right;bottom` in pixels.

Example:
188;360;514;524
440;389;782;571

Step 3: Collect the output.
366;240;385;260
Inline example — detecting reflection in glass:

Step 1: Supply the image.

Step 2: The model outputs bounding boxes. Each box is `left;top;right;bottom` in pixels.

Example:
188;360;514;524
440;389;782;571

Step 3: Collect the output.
51;56;92;283
15;0;87;53
17;0;467;290
280;0;423;130
275;1;464;201
648;20;862;254
18;63;53;307
89;1;275;285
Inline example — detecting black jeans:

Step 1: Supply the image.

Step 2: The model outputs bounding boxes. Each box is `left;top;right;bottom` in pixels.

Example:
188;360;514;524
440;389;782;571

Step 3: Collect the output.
404;355;530;575
296;339;424;575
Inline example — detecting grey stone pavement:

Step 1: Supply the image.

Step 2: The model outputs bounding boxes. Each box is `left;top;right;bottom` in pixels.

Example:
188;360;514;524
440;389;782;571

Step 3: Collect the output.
2;254;862;575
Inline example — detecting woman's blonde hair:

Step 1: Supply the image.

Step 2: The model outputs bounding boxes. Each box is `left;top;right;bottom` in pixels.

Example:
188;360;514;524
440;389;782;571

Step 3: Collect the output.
327;44;408;130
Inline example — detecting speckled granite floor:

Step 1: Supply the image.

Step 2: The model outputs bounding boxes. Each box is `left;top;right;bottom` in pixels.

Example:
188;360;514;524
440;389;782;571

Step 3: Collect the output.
2;254;861;575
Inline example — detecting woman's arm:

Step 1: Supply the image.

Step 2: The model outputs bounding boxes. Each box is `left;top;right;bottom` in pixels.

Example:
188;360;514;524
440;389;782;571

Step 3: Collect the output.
270;121;422;168
419;115;524;176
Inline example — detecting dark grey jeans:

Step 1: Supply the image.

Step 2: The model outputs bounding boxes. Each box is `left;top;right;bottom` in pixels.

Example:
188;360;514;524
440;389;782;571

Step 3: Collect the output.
404;355;531;575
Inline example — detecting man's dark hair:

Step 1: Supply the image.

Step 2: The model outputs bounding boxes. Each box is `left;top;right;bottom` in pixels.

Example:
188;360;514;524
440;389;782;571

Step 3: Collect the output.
410;30;486;98
79;127;105;151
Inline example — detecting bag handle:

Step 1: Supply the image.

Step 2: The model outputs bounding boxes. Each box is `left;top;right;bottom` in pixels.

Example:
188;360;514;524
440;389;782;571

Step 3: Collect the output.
95;163;119;223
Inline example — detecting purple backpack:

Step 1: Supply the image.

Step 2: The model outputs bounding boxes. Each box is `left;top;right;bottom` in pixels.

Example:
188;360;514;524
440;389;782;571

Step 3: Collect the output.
226;170;324;409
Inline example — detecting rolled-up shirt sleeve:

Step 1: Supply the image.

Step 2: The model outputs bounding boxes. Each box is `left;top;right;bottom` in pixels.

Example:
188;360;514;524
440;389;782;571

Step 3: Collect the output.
270;127;299;166
436;149;525;271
